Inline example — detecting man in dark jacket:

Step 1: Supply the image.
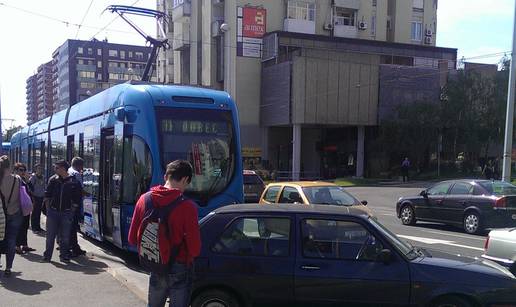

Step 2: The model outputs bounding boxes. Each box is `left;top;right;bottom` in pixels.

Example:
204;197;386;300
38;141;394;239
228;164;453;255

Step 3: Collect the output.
128;160;201;307
42;160;83;263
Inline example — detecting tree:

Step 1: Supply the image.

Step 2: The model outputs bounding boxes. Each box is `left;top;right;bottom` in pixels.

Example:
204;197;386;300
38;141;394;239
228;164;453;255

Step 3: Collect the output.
3;125;23;142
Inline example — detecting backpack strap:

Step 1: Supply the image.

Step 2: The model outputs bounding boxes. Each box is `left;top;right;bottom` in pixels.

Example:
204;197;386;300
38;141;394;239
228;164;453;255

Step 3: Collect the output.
7;176;17;204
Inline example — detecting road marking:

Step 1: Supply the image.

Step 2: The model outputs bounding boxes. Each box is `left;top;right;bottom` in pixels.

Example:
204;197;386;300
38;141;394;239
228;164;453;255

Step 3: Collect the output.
397;235;484;251
423;229;485;241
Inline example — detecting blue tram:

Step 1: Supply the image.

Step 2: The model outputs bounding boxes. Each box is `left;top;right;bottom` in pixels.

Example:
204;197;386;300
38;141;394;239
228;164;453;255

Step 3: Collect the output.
10;82;243;250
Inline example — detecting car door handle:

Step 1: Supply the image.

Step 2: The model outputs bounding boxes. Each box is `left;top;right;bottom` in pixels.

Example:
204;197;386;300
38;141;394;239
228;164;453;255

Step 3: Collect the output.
300;265;320;271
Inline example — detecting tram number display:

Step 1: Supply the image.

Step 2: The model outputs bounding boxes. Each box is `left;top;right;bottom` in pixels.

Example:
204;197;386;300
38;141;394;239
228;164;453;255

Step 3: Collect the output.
161;119;226;134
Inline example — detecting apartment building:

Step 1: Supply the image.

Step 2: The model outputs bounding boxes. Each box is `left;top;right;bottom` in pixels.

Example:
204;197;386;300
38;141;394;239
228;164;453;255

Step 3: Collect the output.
157;0;455;178
26;61;55;125
50;39;155;112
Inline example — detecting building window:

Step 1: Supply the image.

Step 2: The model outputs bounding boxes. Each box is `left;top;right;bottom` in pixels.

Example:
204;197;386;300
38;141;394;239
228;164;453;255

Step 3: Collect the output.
371;14;376;36
97;73;102;80
120;50;125;59
372;0;377;6
109;61;118;68
78;59;84;65
128;51;133;58
109;49;118;57
287;1;316;22
120;62;126;68
88;48;93;55
78;47;83;54
335;7;355;26
80;82;96;89
97;61;102;68
135;52;144;60
78;71;95;78
413;0;424;10
411;21;423;41
97;49;102;56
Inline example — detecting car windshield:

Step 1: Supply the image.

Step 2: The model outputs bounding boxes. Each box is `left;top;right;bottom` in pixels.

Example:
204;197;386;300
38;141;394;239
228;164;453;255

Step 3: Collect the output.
479;181;516;196
369;217;419;260
156;107;235;199
302;186;359;206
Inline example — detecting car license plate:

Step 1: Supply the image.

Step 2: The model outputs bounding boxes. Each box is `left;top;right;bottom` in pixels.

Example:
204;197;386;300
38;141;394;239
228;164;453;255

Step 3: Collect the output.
512;214;516;220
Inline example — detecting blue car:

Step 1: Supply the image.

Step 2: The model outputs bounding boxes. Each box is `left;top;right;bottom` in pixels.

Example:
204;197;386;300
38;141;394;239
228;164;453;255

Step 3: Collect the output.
192;204;516;307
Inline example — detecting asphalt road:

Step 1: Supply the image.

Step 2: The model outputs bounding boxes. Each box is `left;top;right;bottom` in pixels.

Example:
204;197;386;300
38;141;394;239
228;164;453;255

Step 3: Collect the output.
346;185;487;259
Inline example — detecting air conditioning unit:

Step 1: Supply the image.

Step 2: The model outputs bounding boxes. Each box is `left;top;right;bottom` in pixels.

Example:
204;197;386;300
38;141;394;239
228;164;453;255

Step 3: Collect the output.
358;21;368;30
424;36;432;44
425;29;433;36
323;23;334;30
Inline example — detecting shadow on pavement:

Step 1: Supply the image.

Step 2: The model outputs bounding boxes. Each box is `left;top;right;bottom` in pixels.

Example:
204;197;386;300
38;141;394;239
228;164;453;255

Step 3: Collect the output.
0;272;53;295
51;255;109;275
412;222;487;237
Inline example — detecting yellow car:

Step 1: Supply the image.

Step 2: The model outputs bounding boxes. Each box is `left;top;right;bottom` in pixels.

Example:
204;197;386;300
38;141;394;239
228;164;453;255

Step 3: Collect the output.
259;181;373;216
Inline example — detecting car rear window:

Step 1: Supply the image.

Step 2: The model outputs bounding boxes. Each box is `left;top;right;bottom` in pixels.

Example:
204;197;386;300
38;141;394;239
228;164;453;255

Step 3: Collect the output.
244;174;263;185
479;182;516;195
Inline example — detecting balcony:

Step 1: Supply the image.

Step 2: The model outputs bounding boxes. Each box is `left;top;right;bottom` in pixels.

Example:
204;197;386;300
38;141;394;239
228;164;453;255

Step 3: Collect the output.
283;18;315;35
171;1;190;23
333;23;357;38
334;0;360;9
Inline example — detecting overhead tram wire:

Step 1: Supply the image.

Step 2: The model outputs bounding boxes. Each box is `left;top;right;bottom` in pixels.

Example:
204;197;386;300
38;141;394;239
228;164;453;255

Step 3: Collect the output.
75;0;95;39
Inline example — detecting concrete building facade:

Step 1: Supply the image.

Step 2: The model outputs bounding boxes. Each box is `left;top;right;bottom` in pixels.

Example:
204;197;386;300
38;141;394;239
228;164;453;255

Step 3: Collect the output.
26;61;55;125
50;39;155;112
157;0;455;179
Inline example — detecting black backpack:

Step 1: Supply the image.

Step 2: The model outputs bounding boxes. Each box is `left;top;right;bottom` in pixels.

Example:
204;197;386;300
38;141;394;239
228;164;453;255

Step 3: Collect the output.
138;192;185;274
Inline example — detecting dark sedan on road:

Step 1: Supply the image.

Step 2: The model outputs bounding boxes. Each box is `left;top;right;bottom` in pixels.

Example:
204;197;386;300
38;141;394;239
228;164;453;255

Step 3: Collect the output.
396;180;516;234
191;204;516;307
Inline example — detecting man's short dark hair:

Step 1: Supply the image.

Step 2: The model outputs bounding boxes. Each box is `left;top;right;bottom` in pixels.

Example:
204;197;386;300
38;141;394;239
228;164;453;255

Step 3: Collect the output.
13;162;27;171
33;163;41;169
55;160;70;170
165;160;193;183
71;156;84;168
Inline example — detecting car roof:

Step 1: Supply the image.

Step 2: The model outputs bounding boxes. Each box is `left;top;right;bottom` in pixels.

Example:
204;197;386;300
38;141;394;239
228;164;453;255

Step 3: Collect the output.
214;203;370;218
266;181;338;188
434;179;505;185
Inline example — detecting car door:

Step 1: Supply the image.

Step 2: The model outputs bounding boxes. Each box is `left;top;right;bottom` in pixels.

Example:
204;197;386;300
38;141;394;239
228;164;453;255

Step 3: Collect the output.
423;182;454;221
208;214;295;306
294;215;411;306
443;182;473;224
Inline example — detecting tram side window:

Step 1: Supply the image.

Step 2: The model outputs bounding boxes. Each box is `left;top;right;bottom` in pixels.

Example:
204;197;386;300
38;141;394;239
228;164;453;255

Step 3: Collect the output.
122;136;152;204
51;131;66;167
83;135;100;198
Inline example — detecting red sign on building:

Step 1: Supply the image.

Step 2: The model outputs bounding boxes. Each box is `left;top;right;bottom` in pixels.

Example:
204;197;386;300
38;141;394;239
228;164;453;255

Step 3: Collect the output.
242;7;266;38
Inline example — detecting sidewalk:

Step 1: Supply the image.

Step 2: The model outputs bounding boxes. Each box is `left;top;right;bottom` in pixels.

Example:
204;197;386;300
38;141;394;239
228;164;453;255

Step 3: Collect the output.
0;218;148;306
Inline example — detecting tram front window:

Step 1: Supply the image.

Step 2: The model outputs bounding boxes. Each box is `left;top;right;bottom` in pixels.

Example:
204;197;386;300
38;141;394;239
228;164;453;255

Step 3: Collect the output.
157;108;235;200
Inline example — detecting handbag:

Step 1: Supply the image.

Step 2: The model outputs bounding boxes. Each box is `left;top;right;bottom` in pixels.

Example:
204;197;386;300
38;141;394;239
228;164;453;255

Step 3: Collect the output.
19;182;33;216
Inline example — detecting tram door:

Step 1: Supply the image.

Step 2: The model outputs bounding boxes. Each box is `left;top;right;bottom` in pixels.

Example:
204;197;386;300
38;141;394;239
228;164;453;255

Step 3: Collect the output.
100;128;115;241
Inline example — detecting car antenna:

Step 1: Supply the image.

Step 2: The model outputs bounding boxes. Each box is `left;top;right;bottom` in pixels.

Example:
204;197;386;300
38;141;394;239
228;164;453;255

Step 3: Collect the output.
105;5;170;82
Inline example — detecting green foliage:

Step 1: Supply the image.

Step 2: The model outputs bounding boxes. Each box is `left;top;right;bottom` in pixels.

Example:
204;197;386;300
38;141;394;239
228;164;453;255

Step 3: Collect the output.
3;125;23;142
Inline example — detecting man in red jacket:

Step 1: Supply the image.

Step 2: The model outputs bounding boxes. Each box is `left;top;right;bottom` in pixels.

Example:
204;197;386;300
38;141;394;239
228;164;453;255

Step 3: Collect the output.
128;160;201;307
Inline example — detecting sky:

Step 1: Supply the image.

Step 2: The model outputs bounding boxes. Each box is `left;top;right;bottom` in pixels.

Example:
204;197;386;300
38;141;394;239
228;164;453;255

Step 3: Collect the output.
0;0;514;128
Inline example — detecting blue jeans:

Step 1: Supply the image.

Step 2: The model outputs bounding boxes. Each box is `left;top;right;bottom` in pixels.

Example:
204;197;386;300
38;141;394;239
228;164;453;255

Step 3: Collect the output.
148;263;193;307
44;208;73;260
2;210;23;270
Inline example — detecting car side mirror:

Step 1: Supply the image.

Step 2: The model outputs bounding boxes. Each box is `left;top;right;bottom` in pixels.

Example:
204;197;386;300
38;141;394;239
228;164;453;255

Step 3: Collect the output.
378;249;393;265
420;190;428;198
361;200;368;206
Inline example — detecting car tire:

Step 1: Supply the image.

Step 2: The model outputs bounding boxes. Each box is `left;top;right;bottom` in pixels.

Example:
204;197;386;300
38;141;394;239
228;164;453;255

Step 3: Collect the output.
463;211;482;235
431;295;473;307
400;204;416;226
191;289;240;307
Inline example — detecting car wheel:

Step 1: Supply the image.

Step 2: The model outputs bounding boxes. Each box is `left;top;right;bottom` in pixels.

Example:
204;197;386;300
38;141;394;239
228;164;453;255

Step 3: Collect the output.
192;289;240;307
400;204;416;225
431;295;473;307
463;211;482;234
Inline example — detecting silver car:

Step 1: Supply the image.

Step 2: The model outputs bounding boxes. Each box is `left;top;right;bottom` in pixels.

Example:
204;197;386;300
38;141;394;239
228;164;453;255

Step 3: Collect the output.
482;228;516;273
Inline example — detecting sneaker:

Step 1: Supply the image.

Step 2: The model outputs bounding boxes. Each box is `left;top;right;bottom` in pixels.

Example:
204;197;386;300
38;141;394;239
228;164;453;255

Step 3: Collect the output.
22;246;36;252
71;249;86;257
40;257;51;263
4;269;11;277
60;257;70;263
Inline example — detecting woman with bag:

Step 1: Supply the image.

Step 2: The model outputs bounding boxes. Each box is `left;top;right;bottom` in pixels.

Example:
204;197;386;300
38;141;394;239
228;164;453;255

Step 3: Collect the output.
0;156;23;277
14;163;35;254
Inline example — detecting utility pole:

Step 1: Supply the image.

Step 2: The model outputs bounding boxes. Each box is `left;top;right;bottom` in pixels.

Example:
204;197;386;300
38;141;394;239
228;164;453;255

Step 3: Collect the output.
502;0;516;182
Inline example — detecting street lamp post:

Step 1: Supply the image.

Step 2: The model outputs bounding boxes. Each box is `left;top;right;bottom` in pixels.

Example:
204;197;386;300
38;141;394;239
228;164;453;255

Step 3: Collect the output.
502;0;516;182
